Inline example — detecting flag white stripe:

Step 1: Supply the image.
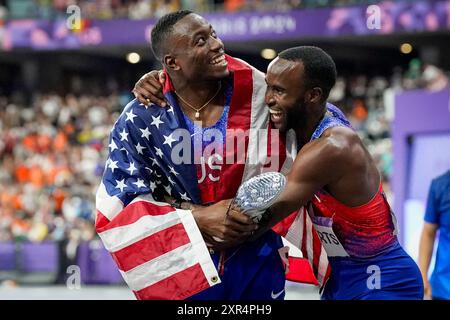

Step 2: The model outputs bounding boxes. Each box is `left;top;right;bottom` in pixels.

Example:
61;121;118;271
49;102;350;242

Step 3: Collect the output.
305;213;314;268
317;246;328;285
96;182;124;221
241;66;270;182
99;211;180;253
120;242;197;291
285;208;304;250
178;209;221;286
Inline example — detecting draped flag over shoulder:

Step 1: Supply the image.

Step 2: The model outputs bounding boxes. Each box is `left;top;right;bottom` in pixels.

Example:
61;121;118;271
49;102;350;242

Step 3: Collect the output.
95;54;329;299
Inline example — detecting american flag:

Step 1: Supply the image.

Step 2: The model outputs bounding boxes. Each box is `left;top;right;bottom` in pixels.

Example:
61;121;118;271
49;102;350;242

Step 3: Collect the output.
273;205;331;289
95;55;329;300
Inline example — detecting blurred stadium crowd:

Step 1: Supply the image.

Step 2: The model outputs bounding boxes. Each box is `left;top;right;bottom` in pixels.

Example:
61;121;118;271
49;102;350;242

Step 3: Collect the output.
0;0;384;20
0;58;448;246
0;91;129;244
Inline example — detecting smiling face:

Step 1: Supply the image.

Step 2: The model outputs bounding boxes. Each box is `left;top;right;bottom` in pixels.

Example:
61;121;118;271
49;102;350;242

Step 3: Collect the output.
165;14;229;81
265;57;308;132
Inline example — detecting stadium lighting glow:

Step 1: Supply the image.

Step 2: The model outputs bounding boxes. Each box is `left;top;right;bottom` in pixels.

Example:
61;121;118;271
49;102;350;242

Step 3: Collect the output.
127;52;141;64
261;48;277;60
400;43;413;54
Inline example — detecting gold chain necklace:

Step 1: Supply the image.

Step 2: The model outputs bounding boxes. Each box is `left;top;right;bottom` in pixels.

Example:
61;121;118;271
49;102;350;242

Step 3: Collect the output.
174;82;222;120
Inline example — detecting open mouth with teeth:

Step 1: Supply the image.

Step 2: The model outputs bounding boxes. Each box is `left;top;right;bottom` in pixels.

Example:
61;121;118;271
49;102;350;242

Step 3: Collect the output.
269;108;283;122
210;55;227;67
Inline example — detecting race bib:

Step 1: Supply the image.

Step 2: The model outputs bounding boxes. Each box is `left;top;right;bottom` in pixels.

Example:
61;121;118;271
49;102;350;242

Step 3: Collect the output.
312;216;349;257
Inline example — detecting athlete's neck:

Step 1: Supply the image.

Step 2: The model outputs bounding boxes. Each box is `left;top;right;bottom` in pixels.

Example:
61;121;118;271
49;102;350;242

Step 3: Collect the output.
295;104;327;147
171;77;222;108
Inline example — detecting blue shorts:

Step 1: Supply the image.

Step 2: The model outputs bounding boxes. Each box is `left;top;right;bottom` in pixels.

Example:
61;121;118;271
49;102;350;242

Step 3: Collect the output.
188;231;286;300
322;242;424;300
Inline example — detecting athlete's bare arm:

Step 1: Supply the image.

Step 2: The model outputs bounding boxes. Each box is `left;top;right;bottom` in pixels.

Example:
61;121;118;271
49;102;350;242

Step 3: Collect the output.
257;126;380;232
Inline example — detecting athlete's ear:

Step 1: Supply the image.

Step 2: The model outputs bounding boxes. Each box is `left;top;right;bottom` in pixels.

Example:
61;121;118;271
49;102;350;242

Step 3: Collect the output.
308;87;323;104
164;55;180;71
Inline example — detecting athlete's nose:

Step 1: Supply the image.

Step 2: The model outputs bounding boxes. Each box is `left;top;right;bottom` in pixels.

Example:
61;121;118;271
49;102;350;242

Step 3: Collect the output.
210;36;224;52
265;89;275;107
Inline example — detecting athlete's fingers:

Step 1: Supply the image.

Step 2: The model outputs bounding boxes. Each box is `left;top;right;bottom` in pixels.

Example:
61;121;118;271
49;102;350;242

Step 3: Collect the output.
144;83;167;106
143;72;165;93
221;228;242;240
203;228;239;243
134;91;151;106
134;72;167;105
136;82;166;106
205;235;242;252
225;218;257;234
202;233;221;246
227;208;255;225
132;83;152;101
158;71;166;85
142;71;163;87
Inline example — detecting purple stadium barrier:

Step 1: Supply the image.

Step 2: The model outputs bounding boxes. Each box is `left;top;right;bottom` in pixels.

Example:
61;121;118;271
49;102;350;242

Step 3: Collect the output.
19;241;59;273
0;242;16;271
77;242;91;284
0;240;123;284
77;240;124;284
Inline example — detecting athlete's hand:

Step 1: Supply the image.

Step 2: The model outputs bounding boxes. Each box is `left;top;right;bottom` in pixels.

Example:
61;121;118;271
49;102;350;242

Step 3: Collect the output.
423;280;432;300
192;199;258;250
132;70;168;107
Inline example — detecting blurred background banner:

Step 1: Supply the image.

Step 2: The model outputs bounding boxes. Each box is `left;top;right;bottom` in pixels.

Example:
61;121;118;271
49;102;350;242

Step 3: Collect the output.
2;0;450;50
0;0;449;299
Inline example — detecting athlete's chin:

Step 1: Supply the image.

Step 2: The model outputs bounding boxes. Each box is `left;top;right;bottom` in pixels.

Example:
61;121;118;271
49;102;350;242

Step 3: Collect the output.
206;62;229;76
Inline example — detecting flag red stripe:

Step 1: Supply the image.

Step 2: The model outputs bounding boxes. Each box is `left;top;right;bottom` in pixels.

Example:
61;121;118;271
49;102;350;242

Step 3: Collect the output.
96;200;175;233
285;257;319;286
111;223;190;272
134;263;210;300
272;211;297;237
95;210;110;230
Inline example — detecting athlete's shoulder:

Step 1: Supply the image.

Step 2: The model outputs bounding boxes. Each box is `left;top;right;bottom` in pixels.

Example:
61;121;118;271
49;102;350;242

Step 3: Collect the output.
316;126;362;161
321;125;354;144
